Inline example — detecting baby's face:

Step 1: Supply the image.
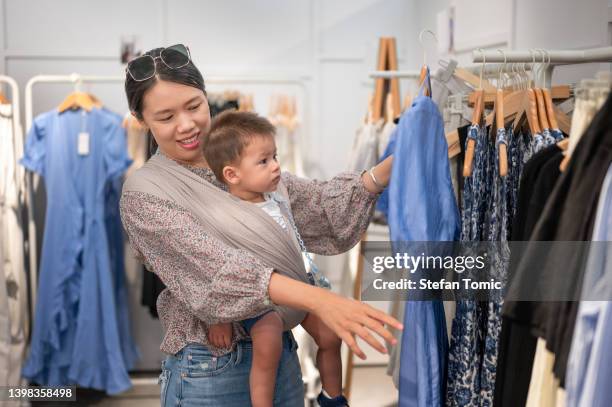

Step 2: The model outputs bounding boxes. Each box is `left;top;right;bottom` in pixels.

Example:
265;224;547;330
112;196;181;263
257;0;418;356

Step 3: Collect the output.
235;135;281;193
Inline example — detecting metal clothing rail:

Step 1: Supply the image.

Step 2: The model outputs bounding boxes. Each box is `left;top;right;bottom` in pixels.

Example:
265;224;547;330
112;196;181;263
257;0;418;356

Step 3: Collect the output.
472;46;612;65
25;74;124;131
369;70;421;79
473;47;612;87
0;75;22;146
370;63;532;79
0;75;23;189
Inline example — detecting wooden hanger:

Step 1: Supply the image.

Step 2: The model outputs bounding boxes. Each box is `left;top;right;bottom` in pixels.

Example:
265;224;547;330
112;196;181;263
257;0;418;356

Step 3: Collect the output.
385;93;395;123
418;65;430;97
462;88;484;177
484;89;522;126
470;84;570;106
496;88;508;176
364;93;374;124
543;88;560;131
455;68;497;93
511;60;541;135
513;88;541;135
463;49;487;177
57;91;96;113
534;88;550;131
88;93;103;108
446;130;461;158
484;87;570;134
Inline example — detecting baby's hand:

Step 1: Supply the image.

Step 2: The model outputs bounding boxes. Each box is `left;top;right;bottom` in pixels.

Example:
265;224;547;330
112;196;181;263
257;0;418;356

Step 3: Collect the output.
208;323;233;348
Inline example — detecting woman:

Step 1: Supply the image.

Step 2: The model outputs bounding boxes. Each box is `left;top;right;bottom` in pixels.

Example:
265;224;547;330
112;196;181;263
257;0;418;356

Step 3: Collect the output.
120;44;401;406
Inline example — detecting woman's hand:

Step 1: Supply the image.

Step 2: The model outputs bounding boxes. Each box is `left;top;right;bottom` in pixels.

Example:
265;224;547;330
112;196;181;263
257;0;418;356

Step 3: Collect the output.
361;155;393;194
311;290;402;359
268;273;403;360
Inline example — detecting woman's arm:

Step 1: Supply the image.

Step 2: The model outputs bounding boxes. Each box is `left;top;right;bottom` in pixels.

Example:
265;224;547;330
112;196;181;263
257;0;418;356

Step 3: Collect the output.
268;272;402;359
283;156;394;255
360;156;393;194
120;191;274;324
121;189;402;358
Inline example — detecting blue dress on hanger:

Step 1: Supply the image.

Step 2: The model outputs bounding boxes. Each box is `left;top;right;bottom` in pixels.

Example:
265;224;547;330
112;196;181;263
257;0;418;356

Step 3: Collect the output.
21;107;137;394
387;69;461;407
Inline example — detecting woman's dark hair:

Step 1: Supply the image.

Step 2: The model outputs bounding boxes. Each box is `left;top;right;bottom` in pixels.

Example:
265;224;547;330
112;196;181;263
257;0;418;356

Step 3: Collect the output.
124;46;207;153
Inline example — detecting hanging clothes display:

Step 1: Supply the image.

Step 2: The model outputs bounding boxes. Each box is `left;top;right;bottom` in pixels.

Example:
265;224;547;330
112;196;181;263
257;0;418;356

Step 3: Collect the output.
566;164;612;407
20;106;138;395
494;144;564;407
446;109;559;405
208;93;240;117
503;92;612;396
123;114;149;178
0;102;27;392
383;68;460;407
269;95;304;176
347;119;384;173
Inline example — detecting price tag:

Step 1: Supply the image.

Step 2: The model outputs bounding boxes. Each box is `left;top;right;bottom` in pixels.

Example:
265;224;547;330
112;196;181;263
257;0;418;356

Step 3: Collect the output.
78;132;90;156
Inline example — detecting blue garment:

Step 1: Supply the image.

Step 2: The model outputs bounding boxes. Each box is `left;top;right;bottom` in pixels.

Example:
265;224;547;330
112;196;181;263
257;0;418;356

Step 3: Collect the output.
447;125;528;406
391;69;460;407
375;127;397;219
566;164;612;407
161;332;303;406
20;108;137;394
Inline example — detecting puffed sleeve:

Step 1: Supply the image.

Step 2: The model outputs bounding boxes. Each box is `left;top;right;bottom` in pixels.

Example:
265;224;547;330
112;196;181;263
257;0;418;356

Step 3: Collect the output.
120;190;274;324
282;171;378;255
20;115;48;176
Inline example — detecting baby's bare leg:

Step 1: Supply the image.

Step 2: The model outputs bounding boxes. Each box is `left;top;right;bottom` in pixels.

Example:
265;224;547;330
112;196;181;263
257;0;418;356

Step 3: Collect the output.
302;312;343;397
249;312;284;407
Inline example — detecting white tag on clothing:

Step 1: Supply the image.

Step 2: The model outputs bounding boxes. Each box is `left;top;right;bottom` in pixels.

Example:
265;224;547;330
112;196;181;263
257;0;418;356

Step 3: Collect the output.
78;132;90;155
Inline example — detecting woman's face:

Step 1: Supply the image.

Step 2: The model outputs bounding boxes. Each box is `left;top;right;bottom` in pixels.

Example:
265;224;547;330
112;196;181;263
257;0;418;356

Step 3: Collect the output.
140;80;211;165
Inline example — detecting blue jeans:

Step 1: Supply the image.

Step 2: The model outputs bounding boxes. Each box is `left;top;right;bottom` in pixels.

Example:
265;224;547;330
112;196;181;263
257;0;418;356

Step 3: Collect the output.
160;332;304;406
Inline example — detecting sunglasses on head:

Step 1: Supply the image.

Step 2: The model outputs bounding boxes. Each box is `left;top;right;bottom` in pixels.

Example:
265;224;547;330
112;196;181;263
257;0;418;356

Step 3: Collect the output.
126;44;191;82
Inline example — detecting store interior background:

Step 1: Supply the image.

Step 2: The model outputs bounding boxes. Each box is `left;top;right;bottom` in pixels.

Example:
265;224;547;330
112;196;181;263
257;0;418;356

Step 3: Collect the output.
1;0;611;405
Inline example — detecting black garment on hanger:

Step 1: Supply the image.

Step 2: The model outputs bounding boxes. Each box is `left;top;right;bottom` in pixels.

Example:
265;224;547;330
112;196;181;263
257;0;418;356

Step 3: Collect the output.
141;267;165;318
494;145;562;407
456;124;469;210
503;93;612;386
209;99;239;117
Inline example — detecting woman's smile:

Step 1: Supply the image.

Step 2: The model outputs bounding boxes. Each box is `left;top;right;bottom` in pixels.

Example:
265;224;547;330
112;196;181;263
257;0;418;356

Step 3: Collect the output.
177;131;202;150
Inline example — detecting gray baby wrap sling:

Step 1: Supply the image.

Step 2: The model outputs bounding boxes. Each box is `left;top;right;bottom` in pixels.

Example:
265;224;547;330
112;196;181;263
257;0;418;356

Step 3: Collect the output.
122;153;309;330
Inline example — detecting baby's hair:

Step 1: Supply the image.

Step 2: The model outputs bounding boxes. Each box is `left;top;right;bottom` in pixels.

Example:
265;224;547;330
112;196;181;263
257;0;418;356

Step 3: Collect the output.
204;110;276;182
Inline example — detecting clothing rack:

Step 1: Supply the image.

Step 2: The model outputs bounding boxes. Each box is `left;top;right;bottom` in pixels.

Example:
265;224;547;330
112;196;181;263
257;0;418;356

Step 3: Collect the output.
0;75;23;194
24;74;123;131
473;46;612;87
369;70;421;79
0;75;22;145
370;63;531;79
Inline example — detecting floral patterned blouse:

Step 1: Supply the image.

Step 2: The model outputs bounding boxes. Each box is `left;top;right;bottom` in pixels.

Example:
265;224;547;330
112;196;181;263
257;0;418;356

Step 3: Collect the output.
120;162;377;355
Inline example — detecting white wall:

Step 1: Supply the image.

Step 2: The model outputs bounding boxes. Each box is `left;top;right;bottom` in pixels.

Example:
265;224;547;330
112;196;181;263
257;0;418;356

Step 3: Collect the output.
1;0;610;176
0;0;416;179
413;0;610;81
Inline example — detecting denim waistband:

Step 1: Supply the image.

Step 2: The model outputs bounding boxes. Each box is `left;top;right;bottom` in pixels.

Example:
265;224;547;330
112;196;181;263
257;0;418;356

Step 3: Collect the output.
172;330;298;361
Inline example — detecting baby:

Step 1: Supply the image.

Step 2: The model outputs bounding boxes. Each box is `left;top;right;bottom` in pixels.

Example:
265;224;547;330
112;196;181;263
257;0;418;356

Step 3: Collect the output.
203;110;348;407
